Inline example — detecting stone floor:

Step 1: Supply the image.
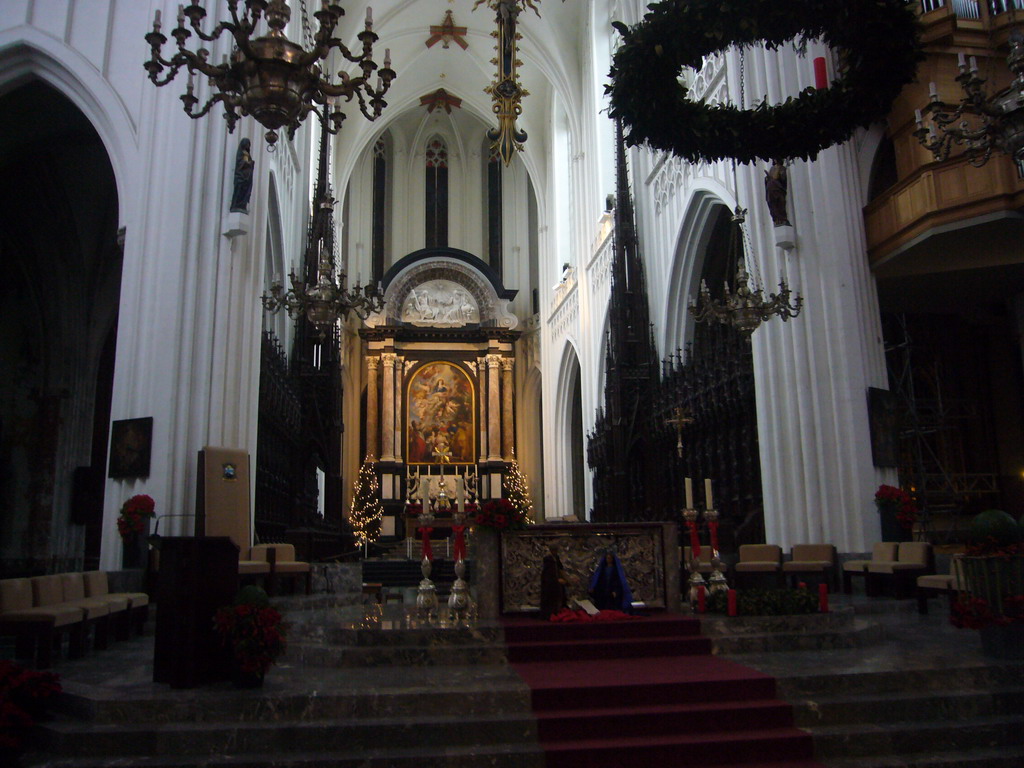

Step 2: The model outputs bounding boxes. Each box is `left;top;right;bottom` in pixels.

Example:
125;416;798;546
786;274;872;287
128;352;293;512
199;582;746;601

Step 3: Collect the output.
16;592;1024;767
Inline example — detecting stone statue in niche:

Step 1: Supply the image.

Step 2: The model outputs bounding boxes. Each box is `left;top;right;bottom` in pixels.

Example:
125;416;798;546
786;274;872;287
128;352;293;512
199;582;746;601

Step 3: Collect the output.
229;138;255;214
764;160;790;227
401;280;480;326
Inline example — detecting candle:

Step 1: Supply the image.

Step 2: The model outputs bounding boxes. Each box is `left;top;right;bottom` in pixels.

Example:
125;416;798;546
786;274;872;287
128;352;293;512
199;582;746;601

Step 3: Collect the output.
154;9;162;28
697;585;706;614
813;56;828;89
727;589;737;617
456;475;465;514
704;478;713;509
177;4;185;24
819;583;829;613
186;71;194;95
969;56;978;74
366;7;372;25
684;477;693;509
914;109;923;126
958;52;966;69
929;82;938;100
384;48;391;69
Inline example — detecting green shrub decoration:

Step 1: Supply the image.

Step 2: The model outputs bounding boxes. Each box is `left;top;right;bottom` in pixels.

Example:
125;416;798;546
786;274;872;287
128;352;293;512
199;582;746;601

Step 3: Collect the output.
968;509;1021;548
706;587;818;616
234;585;270;608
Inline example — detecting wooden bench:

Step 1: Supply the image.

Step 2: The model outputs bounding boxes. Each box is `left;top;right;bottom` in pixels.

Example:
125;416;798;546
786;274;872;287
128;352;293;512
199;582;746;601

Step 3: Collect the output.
843;542;899;594
783;544;837;591
250;543;311;596
866;542;934;599
733;544;783;589
0;577;85;669
83;570;150;638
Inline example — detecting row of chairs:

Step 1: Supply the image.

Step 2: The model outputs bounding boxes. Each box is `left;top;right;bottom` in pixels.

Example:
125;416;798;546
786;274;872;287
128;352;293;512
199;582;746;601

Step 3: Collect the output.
685;544;838;590
0;571;149;669
842;542;934;599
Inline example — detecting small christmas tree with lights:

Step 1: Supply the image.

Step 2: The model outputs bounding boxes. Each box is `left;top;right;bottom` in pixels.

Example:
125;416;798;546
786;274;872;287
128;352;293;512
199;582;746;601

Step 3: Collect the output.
350;459;383;548
502;459;535;522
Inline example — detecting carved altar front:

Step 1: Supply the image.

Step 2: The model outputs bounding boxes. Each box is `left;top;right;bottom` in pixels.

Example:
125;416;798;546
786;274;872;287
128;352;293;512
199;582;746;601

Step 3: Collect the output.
498;523;681;613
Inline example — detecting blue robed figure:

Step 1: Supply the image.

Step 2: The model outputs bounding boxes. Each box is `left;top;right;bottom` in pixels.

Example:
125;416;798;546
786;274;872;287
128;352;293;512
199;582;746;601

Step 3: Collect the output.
588;551;633;612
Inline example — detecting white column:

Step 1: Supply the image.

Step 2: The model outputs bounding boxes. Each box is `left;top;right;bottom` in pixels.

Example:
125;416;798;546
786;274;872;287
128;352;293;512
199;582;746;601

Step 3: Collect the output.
380;352;396;462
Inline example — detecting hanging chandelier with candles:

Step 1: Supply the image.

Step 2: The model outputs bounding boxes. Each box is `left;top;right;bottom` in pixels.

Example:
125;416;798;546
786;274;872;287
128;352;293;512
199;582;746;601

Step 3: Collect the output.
689;207;802;336
144;1;396;147
261;240;384;336
914;30;1024;167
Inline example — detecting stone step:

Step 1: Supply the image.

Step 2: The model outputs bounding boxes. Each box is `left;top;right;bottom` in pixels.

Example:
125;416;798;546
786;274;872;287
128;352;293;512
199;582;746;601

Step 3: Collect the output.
791;686;1024;727
775;663;1024;698
709;618;884;655
56;668;529;725
808;713;1023;759
824;744;1024;768
286;639;506;667
23;741;544;768
36;712;538;760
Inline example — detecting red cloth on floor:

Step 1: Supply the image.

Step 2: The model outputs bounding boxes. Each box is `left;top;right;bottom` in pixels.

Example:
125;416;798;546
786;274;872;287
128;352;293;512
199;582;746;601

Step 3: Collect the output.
548;608;639;622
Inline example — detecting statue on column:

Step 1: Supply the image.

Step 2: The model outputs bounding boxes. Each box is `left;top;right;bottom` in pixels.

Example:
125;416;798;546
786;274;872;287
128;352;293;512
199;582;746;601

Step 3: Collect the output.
764;160;790;227
229;138;255;214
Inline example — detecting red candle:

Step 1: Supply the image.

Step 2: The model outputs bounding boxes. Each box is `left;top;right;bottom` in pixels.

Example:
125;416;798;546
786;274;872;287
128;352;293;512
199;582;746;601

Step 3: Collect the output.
688;523;701;559
727;589;737;617
814;57;828;89
697;585;706;614
819;583;829;613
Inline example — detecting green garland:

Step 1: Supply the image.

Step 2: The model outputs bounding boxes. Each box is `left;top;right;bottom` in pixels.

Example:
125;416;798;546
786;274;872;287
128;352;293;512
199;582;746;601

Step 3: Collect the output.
607;0;923;164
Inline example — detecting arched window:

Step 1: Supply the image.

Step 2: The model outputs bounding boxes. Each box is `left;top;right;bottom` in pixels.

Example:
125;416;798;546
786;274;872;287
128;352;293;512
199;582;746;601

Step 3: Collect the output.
425;137;448;247
371;136;388;281
486;141;502;274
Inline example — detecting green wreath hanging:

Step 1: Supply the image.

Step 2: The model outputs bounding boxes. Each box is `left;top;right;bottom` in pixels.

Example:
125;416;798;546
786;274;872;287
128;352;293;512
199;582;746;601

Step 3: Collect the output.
607;0;923;164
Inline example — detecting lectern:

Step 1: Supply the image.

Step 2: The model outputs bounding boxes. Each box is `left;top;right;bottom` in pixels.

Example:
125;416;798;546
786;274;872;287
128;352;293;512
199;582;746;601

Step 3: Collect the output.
153;536;238;688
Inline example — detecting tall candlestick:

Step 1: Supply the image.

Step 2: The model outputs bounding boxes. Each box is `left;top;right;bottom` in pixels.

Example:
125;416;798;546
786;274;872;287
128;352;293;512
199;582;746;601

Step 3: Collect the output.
704;478;713;509
456;475;465;515
684;477;694;509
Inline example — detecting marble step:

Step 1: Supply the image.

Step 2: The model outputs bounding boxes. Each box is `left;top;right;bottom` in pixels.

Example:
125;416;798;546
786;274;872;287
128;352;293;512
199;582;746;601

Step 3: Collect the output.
807;713;1023;759
23;741;545;768
791;686;1024;727
56;670;530;725
824;744;1024;768
708;618;884;654
37;711;539;759
775;663;1024;698
285;638;506;667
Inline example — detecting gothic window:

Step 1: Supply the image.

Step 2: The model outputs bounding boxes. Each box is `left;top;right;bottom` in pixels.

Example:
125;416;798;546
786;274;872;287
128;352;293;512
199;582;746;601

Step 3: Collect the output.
371;136;388;281
425;137;448;248
486;141;503;275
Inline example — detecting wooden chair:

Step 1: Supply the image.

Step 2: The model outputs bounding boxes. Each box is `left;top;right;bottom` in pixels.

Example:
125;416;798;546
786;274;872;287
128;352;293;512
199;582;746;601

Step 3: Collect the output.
916;556;965;614
58;573;123;650
0;577;84;669
733;544;783;588
83;571;150;637
866;542;934;598
250;543;312;595
782;544;837;590
843;542;899;594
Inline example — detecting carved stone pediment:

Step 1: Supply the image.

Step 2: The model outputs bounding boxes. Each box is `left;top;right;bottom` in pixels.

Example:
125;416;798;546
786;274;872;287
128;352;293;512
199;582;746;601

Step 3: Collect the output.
368;253;518;330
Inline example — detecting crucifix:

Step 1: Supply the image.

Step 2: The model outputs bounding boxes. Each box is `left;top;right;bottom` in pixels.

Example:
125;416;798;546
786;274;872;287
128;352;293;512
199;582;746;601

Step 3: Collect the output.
665;407;694;458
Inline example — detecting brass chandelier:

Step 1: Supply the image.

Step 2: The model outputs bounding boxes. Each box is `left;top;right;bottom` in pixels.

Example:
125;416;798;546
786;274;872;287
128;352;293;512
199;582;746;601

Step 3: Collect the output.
261;245;384;336
914;30;1024;167
689;207;802;336
144;1;396;147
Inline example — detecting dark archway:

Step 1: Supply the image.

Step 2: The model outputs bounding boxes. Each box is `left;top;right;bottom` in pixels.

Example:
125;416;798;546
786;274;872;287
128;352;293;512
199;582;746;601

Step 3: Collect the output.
0;81;121;576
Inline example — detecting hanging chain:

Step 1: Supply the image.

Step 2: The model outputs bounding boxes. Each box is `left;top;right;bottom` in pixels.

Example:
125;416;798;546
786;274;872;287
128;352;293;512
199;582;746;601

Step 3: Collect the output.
298;0;314;50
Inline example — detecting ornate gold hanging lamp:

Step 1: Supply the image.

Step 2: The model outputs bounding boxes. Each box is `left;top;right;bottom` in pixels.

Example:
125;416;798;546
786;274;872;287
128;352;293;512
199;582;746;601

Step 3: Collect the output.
689;207;802;336
144;0;396;148
474;0;539;166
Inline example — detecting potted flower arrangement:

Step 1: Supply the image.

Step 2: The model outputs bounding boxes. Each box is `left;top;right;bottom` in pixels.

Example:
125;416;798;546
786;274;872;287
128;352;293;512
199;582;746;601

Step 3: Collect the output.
874;484;917;542
117;494;155;569
213;586;287;687
951;509;1024;659
0;660;61;762
473;498;529;531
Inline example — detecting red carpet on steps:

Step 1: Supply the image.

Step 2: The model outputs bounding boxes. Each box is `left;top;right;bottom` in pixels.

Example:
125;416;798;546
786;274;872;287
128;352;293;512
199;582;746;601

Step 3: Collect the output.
502;614;826;768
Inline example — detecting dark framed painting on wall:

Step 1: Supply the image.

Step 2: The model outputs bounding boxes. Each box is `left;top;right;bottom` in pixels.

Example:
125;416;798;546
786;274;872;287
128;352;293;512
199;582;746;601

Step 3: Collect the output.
406;361;476;464
108;417;153;478
867;387;898;468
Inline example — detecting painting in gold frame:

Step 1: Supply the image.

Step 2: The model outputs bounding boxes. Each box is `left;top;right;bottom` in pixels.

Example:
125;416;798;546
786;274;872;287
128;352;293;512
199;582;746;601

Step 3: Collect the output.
406;361;475;464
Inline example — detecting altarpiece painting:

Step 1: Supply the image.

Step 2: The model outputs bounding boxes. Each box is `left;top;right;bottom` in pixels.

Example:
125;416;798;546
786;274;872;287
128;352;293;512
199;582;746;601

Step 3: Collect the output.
406;361;475;464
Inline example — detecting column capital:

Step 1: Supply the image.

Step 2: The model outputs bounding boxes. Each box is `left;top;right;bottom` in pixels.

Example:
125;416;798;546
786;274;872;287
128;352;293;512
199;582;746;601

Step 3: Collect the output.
500;356;514;372
380;352;397;369
365;355;380;372
486;353;503;369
